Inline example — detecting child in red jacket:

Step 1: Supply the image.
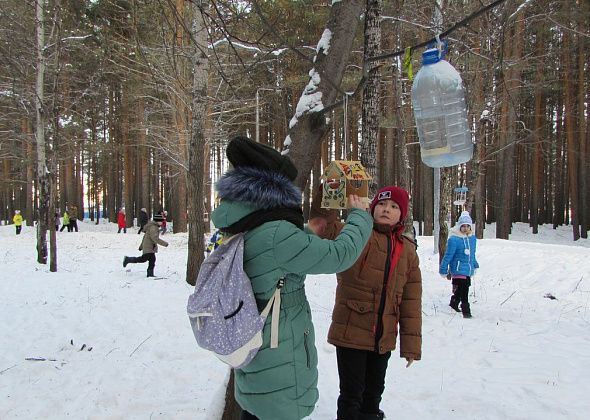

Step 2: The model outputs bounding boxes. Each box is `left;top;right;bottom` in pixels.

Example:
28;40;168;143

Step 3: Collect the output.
117;208;127;233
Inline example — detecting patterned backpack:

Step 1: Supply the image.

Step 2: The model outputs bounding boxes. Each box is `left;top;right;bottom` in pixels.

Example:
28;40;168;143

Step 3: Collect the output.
187;233;283;369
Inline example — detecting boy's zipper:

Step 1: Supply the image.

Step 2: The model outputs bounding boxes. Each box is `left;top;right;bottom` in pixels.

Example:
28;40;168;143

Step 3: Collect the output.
374;234;393;352
304;329;311;368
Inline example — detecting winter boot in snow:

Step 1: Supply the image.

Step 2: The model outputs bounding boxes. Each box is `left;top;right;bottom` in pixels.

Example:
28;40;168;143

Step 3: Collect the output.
462;303;472;318
449;296;460;312
147;268;155;278
123;256;132;267
359;410;385;420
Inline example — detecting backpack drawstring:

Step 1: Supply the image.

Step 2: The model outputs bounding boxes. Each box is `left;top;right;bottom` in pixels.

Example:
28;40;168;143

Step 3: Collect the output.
260;277;285;349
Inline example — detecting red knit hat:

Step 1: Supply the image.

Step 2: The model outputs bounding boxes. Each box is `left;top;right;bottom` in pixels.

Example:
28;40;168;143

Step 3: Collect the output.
369;186;410;222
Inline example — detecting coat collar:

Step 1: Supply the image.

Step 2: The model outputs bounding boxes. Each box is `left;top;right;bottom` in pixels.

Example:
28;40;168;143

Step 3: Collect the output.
215;166;301;210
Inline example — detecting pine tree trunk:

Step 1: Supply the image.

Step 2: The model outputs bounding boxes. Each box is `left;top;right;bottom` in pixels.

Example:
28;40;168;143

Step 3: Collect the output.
122;85;134;228
563;27;580;240
496;14;524;239
553;102;564;228
577;32;588;238
531;26;545;235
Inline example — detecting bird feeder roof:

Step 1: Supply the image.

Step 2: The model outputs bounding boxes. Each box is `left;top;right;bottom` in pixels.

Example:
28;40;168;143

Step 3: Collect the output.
321;160;372;181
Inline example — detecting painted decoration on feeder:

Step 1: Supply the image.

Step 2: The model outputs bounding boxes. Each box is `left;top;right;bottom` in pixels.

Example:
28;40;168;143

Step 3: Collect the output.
453;186;469;206
411;43;473;168
321;160;372;209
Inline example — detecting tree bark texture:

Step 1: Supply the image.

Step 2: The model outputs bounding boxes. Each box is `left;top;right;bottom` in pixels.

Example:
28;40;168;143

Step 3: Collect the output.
288;0;366;190
185;1;209;288
360;0;382;193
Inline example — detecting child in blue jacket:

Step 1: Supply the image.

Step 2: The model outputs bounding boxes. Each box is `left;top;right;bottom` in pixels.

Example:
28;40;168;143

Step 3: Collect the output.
439;211;479;318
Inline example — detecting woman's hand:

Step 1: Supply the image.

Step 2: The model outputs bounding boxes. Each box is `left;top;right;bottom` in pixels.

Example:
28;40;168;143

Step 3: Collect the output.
347;194;366;210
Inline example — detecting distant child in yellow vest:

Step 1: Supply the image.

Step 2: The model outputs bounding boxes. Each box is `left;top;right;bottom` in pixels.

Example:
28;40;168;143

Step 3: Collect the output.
13;210;23;235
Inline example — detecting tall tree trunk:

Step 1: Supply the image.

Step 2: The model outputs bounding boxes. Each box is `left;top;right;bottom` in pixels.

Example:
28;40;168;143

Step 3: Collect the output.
186;0;209;286
496;13;524;239
24;119;34;225
438;167;452;258
563;27;580;240
122;85;134;227
35;0;49;264
138;97;149;221
578;41;590;238
530;26;545;235
360;0;382;193
553;101;564;228
577;30;588;238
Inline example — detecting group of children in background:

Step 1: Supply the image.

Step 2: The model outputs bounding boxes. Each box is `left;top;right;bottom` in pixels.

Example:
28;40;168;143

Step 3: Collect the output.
57;205;79;232
118;207;167;235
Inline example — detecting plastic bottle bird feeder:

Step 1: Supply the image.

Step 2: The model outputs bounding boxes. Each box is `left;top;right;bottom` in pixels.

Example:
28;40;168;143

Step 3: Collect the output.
321;161;372;209
453;186;469;206
411;44;473;168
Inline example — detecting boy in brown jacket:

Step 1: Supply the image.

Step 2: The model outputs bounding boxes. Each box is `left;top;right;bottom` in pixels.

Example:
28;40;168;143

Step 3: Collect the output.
309;185;422;420
123;213;169;277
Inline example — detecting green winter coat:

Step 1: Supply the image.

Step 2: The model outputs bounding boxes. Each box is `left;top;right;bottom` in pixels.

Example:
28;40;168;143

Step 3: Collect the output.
212;195;372;420
62;211;70;225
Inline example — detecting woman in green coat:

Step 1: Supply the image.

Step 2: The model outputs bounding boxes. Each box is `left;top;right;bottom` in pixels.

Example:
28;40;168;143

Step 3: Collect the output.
211;137;373;420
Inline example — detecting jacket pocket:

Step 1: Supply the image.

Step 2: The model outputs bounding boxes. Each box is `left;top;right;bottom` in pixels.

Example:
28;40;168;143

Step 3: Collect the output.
346;300;374;314
304;328;311;369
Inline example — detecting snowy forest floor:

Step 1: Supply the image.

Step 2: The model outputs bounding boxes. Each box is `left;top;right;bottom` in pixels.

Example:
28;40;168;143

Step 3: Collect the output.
1;220;589;419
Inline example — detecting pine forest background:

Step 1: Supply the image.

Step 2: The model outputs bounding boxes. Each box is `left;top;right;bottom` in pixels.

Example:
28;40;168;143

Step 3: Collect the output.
1;0;589;267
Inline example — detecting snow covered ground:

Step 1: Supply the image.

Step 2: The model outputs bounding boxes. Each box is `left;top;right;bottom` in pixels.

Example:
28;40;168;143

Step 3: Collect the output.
1;220;589;419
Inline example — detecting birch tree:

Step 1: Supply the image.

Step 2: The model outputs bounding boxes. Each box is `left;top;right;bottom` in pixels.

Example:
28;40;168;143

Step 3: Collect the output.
35;0;50;265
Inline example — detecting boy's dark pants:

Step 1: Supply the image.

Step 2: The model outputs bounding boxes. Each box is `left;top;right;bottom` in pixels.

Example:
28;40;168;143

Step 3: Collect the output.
16;225;22;235
451;277;472;314
240;411;258;420
127;253;156;276
336;346;391;419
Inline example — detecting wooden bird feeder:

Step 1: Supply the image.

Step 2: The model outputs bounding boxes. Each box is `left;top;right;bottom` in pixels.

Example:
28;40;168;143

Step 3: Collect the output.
320;160;372;209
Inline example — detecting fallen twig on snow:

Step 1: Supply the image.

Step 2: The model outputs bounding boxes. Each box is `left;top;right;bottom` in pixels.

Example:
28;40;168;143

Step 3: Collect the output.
500;291;517;306
129;335;152;357
0;364;17;374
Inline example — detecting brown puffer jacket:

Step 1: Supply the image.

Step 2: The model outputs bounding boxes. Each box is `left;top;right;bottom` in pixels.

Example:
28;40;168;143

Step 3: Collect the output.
311;205;422;359
139;221;168;254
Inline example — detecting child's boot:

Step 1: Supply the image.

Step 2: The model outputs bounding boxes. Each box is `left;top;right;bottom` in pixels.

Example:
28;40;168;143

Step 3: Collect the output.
359;410;385;419
449;296;460;312
123;256;133;267
147;268;155;278
462;303;472;318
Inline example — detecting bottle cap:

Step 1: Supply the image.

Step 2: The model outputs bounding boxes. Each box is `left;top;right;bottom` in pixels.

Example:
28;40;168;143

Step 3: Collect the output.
422;48;442;65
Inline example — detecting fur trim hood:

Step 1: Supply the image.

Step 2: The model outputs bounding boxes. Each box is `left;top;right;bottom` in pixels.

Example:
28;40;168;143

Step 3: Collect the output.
215;166;301;210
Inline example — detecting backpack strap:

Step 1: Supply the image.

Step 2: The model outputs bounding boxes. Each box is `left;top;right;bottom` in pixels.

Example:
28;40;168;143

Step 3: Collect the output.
259;277;285;349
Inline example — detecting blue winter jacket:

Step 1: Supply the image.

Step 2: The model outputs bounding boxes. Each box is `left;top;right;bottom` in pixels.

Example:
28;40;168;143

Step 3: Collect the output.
439;227;479;277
